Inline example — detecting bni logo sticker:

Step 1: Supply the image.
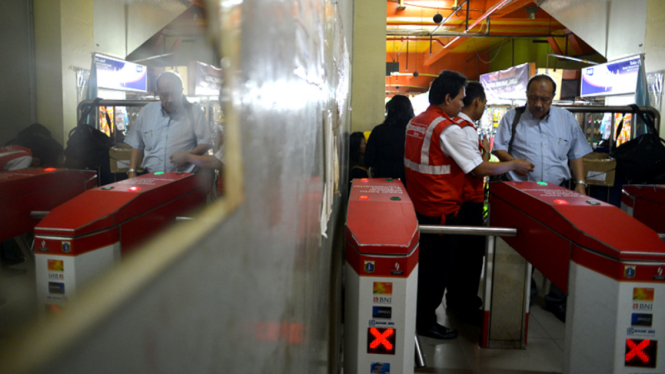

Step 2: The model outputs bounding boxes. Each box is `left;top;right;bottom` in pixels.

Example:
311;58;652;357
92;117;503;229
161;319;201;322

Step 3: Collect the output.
364;261;375;273
624;266;636;279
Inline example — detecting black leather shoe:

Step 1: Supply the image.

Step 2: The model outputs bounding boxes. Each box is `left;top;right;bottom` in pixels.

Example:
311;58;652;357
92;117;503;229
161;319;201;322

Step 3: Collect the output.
417;323;458;340
544;302;566;323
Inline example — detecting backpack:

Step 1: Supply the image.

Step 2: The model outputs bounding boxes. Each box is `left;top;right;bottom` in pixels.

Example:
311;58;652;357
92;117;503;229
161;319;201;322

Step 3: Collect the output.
63;98;114;185
6;123;64;167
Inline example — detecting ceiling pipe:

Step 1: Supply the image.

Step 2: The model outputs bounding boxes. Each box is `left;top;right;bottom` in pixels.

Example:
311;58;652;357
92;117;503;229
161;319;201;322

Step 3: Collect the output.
548;53;599;65
387;30;572;38
431;0;468;35
387;37;446;48
466;0;511;31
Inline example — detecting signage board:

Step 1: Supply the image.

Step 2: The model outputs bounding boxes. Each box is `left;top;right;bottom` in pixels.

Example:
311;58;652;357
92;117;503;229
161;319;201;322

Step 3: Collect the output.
581;55;641;97
95;54;147;92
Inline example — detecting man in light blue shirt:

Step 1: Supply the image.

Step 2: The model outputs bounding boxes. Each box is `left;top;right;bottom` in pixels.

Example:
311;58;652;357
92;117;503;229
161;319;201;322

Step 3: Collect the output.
493;74;593;322
125;72;212;177
493;74;592;194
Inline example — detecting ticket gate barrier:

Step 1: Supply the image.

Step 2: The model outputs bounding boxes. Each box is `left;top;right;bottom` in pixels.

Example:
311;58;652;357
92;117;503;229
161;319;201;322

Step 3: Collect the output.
0;168;97;267
345;178;419;374
0;168;97;243
484;181;665;374
622;185;665;235
33;172;209;312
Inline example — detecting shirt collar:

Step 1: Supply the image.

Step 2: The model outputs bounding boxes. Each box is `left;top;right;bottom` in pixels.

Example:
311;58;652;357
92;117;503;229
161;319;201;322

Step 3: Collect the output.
525;104;551;122
427;105;453;121
161;104;184;117
457;111;474;124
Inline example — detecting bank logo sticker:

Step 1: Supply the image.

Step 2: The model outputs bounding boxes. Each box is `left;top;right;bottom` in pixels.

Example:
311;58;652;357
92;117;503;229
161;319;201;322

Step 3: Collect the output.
47;260;64;272
633;303;653;311
364;261;375;273
61;241;71;253
624;266;636;278
632;313;653;327
654;267;665;281
373;306;392;319
48;282;65;295
627;327;656;336
48;273;64;280
370;362;390;373
373;296;392;304
633;288;655;301
373;282;393;295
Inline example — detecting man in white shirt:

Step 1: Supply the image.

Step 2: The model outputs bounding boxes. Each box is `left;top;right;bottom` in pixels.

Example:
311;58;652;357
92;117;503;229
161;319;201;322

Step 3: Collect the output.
125;72;212;177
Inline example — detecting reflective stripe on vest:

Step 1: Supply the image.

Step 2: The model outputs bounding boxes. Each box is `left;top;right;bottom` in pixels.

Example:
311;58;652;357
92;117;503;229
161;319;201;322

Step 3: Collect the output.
404;158;451;175
420;117;444;165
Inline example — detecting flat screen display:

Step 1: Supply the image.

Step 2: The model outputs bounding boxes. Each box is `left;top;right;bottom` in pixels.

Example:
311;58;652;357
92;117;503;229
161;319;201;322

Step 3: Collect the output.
95;54;148;92
581;55;640;97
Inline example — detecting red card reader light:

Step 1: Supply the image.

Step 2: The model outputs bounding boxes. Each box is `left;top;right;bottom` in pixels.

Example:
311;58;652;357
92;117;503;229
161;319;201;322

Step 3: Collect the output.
361;178;369;183
359;195;369;200
554;199;569;205
625;339;657;368
44;168;57;172
128;187;141;192
367;327;396;354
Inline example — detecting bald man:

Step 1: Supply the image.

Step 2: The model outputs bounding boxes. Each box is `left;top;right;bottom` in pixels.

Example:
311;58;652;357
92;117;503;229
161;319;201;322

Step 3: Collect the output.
125;72;212;177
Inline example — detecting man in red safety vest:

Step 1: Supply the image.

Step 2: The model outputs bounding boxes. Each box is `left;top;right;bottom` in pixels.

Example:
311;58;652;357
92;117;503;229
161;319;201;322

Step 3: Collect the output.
405;71;533;340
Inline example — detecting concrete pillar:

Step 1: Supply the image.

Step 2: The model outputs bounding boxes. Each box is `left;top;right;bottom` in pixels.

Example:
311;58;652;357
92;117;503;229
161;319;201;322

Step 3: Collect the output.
34;0;93;145
645;0;665;138
350;0;386;133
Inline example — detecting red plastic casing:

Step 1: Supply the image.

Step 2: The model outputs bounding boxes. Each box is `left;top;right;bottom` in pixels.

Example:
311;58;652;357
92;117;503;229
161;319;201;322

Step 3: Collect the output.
346;179;419;278
0;168;97;241
490;181;665;292
34;173;208;256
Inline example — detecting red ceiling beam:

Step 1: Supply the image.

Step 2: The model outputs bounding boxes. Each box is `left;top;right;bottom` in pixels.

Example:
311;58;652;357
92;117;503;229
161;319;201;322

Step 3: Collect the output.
423;37;467;66
547;37;563;55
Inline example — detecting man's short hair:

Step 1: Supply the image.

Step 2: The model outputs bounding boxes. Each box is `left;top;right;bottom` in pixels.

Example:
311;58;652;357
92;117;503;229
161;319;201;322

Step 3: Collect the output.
527;74;557;96
156;71;184;91
462;81;485;107
429;70;468;106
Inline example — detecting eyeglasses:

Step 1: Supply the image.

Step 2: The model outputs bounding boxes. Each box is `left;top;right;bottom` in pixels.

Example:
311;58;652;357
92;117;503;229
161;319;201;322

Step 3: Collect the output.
527;95;553;103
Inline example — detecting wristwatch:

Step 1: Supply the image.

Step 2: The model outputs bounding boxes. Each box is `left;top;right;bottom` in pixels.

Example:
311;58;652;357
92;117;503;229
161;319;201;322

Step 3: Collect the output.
127;168;137;174
576;180;587;187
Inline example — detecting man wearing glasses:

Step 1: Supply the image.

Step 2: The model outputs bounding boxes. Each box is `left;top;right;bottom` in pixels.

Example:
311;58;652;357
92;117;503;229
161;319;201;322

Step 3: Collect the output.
493;74;592;321
493;74;591;194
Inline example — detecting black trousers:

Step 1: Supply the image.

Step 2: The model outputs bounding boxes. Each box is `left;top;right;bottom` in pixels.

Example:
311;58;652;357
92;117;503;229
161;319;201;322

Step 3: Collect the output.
416;212;460;331
446;202;485;312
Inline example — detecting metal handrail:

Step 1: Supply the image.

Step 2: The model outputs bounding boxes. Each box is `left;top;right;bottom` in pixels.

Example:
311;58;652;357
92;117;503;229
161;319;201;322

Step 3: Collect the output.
556;105;660;132
76;99;158;123
419;225;517;237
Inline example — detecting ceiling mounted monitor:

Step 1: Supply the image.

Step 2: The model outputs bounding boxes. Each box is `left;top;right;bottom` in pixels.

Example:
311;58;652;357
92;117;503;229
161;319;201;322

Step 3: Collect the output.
580;55;641;98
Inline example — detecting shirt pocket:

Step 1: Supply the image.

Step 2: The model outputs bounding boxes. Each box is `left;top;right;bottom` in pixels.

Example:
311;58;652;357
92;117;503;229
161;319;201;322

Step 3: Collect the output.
555;134;571;161
142;130;158;151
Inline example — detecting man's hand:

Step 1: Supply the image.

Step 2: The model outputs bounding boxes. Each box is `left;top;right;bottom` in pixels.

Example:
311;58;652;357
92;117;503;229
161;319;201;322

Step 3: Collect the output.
481;136;491;154
574;183;587;195
170;151;191;167
513;158;534;176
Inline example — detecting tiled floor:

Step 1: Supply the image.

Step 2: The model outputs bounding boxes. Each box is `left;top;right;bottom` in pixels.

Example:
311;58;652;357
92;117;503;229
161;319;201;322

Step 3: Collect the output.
0;254;38;343
416;273;566;374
